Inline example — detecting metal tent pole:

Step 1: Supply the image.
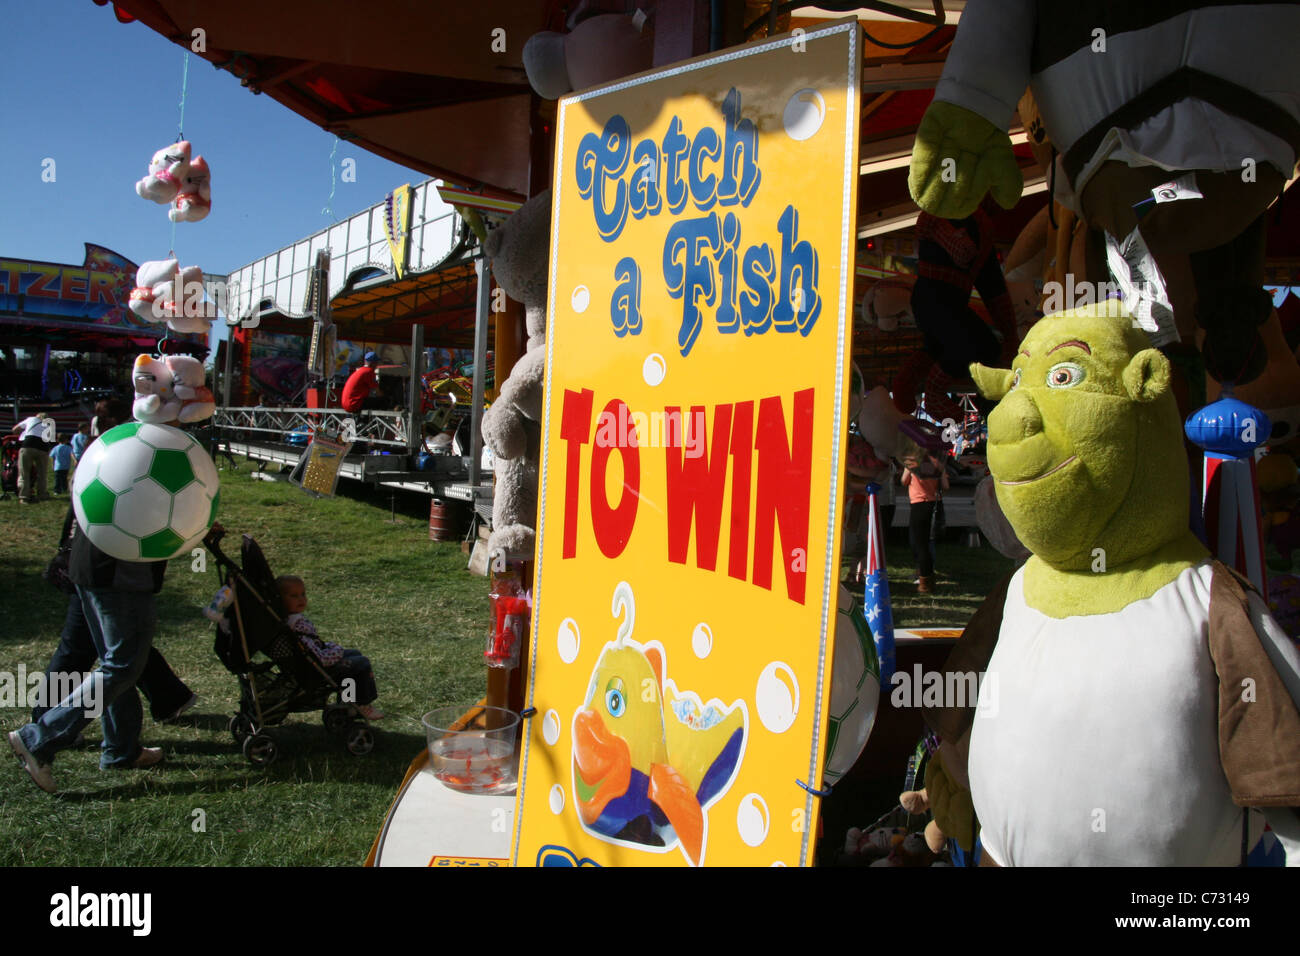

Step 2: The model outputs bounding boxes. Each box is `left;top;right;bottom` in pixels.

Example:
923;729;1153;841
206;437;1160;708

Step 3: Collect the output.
469;256;490;489
408;323;424;458
222;321;236;407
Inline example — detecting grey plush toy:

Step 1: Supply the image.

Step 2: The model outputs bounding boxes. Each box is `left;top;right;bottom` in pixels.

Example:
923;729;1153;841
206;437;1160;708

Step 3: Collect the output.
522;5;652;100
480;190;552;560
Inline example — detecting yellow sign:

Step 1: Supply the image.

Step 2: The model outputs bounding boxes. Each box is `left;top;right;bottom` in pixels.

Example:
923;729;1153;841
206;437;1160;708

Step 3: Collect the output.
512;21;861;867
383;184;412;279
428;856;507;867
295;436;351;497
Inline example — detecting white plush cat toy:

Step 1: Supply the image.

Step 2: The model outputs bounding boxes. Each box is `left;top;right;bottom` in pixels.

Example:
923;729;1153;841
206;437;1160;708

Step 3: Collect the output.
135;142;191;204
170;155;211;223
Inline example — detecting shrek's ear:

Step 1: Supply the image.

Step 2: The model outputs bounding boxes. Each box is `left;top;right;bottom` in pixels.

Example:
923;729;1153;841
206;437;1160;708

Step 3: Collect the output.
1122;348;1171;403
970;363;1014;401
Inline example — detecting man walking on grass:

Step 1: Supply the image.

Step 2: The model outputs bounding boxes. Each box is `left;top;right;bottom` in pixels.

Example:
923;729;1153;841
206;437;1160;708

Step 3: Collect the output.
10;411;54;503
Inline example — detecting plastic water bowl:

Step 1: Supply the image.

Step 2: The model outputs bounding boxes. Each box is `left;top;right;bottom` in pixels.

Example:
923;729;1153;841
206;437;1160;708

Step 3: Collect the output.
422;704;520;795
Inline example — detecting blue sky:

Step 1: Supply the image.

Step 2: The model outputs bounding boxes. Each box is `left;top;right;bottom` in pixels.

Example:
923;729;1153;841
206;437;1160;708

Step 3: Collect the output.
0;0;427;278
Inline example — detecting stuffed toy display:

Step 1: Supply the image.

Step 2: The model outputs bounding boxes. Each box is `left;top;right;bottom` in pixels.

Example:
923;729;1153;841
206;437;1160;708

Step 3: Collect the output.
479;190;552;559
859;277;972;426
157;263;212;334
1207;309;1300;449
1261;451;1300;558
169;155;211;223
909;0;1300;390
899;787;948;855
840;794;947;867
1001;89;1095;338
522;3;652;100
128;258;179;323
890;348;967;428
857;384;906;463
973;475;1029;562
912;208;1019;380
858;278;913;334
921;304;1300;865
135;141;191;204
135;140;212;223
128;259;214;335
132;353;215;425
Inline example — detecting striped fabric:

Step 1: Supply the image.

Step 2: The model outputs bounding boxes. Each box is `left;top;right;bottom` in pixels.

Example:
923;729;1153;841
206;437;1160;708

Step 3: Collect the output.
862;483;896;682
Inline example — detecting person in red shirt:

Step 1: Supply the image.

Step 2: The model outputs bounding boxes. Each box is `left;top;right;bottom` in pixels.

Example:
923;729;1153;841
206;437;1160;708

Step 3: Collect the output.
341;352;385;413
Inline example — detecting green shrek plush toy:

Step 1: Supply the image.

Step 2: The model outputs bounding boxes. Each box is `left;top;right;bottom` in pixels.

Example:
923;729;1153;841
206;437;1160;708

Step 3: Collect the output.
924;304;1300;866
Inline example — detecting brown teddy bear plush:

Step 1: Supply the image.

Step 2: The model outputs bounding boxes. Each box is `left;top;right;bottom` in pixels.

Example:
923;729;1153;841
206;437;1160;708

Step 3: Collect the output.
480;190;551;560
900;787;949;855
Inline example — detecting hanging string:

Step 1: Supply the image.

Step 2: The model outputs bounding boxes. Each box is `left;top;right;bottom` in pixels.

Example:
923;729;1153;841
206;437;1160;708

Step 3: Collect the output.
177;52;190;142
171;51;192;256
322;136;340;220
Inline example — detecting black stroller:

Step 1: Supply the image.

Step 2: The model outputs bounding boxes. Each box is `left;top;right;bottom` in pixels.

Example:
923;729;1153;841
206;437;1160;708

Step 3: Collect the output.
1;434;19;497
203;525;376;766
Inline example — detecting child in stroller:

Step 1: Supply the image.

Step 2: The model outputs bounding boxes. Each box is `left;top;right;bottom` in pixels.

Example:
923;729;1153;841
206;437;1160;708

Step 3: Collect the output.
204;525;377;766
276;575;384;721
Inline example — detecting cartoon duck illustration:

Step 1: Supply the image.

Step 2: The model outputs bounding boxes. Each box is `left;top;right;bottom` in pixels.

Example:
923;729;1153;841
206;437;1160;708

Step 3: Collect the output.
572;582;746;866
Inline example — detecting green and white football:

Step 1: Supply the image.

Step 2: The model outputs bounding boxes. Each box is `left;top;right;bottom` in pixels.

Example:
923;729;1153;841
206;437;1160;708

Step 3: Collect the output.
822;584;881;787
72;421;220;562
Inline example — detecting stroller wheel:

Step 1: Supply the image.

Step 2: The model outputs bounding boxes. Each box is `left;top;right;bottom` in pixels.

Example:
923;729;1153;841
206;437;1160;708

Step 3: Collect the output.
229;714;254;744
323;705;352;735
243;732;279;767
345;725;375;756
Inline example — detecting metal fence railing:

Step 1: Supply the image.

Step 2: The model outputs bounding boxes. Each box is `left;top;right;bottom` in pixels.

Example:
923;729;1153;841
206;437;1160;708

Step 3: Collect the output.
212;406;408;448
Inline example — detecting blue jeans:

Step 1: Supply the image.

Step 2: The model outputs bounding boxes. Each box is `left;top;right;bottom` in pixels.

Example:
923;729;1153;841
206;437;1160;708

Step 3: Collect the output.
18;586;156;769
32;596;192;723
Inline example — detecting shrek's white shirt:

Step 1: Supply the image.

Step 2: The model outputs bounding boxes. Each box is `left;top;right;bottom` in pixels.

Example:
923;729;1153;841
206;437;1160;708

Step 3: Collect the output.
969;561;1266;866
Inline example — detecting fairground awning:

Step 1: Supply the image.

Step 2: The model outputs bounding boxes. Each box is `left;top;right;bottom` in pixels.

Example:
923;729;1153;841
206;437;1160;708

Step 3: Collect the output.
94;1;1033;224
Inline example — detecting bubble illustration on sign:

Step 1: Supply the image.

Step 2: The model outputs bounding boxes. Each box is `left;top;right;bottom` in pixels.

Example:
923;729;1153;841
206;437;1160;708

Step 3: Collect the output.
783;89;825;141
542;709;561;746
557;618;581;664
755;662;799;733
570;582;748;866
642;353;666;387
736;793;770;847
691;622;713;659
571;285;591;313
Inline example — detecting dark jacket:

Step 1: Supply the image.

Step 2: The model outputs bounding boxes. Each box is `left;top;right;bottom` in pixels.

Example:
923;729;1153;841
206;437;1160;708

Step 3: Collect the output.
63;508;166;594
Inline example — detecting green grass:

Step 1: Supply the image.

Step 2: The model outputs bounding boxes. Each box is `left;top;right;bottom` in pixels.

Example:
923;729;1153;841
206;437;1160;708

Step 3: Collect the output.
870;530;1019;629
0;457;1015;866
0;457;487;866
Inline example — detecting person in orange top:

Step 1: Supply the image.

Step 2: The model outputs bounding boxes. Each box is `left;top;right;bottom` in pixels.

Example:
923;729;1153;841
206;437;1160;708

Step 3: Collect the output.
341;352;384;413
901;452;949;593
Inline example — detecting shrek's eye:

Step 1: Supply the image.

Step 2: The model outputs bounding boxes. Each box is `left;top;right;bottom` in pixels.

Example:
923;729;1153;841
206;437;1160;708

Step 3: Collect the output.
1046;362;1085;388
604;678;626;718
1011;368;1022;390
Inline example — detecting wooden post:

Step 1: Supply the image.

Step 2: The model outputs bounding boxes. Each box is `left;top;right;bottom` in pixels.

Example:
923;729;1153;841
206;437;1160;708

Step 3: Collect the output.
493;297;525;404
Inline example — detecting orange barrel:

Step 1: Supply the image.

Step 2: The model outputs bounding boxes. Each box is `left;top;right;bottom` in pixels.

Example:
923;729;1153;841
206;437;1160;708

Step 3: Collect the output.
429;498;467;541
